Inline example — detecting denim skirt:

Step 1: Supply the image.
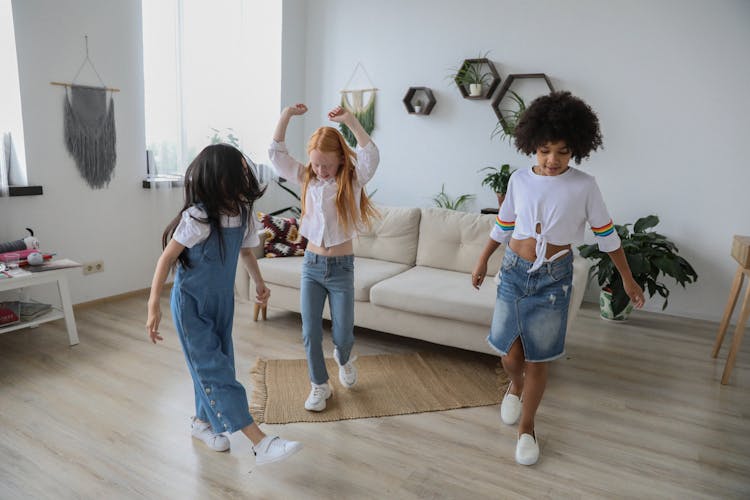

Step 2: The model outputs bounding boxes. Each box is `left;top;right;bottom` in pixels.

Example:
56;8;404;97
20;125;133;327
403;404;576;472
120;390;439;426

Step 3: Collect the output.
487;246;574;362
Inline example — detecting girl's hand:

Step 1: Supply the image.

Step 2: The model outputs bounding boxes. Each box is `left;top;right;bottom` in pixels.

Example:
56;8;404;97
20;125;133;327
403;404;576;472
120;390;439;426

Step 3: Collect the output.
255;283;271;305
285;103;308;117
471;261;488;290
146;303;163;343
623;278;645;309
327;106;352;124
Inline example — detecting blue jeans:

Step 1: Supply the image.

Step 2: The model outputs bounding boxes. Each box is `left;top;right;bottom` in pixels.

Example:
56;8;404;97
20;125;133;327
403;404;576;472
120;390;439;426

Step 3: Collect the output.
300;251;355;385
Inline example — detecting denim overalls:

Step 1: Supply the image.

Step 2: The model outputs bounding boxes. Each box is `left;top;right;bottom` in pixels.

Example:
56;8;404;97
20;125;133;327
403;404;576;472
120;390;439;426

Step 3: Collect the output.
171;207;253;433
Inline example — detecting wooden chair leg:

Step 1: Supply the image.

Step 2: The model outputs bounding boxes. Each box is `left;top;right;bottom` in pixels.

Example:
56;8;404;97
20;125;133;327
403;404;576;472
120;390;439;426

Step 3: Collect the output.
253;303;260;322
721;278;750;384
261;305;267;320
713;266;745;358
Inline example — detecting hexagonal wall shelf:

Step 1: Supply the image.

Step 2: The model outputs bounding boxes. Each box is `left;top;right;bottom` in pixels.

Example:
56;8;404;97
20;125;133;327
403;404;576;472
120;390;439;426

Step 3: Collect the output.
403;87;436;115
454;58;501;100
491;73;555;134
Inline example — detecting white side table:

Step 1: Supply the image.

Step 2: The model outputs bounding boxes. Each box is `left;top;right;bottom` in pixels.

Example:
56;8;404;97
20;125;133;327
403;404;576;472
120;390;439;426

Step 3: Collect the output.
0;265;80;346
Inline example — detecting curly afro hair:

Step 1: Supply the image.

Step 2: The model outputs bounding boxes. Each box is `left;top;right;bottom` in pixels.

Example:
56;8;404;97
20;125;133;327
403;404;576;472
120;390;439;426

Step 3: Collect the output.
513;91;603;164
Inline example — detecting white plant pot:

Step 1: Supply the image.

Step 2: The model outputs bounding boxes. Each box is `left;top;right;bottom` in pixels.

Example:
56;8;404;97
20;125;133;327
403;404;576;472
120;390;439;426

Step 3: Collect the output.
469;83;483;97
414;106;423;114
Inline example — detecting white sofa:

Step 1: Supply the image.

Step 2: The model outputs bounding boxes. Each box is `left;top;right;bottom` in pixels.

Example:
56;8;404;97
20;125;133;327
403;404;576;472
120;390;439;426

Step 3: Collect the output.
235;207;590;355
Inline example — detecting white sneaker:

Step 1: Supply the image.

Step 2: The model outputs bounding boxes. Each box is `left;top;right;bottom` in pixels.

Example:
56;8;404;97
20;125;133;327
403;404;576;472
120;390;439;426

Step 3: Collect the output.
190;416;230;452
500;382;522;425
333;348;358;388
304;382;332;411
253;435;303;465
515;432;539;466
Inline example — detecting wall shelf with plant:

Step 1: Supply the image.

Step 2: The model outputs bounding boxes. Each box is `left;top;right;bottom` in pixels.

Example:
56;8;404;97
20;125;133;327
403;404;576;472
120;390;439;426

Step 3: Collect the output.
491;73;554;140
449;56;501;100
402;87;436;115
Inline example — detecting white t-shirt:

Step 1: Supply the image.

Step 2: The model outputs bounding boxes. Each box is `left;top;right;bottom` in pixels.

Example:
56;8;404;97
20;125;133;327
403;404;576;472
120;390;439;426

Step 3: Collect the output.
490;166;621;272
268;140;380;247
173;205;262;249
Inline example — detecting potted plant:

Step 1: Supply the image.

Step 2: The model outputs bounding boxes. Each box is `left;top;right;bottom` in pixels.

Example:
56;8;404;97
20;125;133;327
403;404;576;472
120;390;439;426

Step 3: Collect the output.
479;164;516;208
491;91;526;142
448;53;493;98
414;99;424;114
578;215;698;321
432;183;475;211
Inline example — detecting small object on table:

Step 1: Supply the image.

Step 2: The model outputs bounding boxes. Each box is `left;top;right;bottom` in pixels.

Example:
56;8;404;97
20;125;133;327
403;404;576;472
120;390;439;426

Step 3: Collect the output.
712;235;750;384
27;252;45;266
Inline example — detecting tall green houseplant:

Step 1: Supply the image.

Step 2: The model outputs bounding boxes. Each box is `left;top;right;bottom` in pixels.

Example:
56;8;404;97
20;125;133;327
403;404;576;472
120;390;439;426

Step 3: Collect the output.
479;164;516;208
579;215;698;320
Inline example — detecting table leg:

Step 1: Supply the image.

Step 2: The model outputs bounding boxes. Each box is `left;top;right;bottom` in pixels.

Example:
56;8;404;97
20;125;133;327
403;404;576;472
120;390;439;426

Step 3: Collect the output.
713;266;744;358
721;278;750;384
57;275;79;346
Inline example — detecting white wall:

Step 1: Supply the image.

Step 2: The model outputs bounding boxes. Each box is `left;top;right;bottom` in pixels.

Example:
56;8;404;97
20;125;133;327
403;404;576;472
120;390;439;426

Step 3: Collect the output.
289;0;750;322
3;0;182;303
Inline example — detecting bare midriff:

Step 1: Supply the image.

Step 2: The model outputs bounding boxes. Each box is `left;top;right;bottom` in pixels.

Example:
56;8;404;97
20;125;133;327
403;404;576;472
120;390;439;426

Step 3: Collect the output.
509;237;571;263
306;240;354;257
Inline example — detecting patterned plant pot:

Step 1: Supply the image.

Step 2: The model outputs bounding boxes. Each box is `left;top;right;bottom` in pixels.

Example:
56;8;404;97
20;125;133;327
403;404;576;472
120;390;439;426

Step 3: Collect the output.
599;288;634;322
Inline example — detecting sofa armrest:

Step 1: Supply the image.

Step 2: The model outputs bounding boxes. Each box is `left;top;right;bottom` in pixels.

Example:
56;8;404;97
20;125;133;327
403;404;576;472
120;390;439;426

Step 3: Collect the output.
234;230;268;303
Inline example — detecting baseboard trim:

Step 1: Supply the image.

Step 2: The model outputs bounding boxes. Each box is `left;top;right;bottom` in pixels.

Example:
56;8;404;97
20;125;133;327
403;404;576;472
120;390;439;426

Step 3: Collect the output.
74;283;173;311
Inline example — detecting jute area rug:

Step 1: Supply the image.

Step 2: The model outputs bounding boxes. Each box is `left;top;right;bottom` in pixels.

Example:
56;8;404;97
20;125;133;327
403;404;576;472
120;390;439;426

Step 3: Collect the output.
250;351;508;424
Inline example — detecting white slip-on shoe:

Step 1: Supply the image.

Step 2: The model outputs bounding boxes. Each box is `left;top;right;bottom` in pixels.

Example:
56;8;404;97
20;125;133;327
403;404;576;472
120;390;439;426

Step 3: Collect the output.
333;348;358;388
515;432;539;466
500;382;522;425
190;416;230;452
304;382;332;411
253;435;303;465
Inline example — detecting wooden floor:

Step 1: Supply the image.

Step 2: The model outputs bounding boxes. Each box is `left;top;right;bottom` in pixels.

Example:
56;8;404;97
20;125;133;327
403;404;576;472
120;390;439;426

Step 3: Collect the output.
0;293;748;499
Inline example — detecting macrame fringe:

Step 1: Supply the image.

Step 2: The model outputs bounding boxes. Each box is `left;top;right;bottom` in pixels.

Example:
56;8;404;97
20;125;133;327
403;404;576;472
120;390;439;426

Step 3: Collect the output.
249;357;268;423
339;93;376;148
64;91;117;189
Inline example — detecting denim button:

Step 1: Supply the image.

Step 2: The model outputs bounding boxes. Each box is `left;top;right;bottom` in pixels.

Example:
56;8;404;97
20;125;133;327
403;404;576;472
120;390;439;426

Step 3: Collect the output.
217;412;222;417
210;400;216;407
205;387;211;394
224;423;228;429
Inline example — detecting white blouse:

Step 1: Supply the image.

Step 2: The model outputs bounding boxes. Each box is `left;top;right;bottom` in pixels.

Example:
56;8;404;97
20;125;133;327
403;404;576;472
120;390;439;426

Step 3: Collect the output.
268;140;379;247
490;166;621;272
173;205;262;249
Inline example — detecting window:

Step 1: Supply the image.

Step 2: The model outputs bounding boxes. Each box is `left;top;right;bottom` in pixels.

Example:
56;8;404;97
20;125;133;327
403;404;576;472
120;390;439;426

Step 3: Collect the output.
142;0;281;176
0;0;28;193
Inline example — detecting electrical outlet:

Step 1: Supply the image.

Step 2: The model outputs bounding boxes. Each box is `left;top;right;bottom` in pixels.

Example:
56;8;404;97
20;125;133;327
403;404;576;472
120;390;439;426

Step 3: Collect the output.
82;260;104;275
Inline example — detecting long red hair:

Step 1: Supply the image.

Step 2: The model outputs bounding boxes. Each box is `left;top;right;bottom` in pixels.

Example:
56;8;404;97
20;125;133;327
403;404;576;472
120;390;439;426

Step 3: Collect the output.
301;127;378;234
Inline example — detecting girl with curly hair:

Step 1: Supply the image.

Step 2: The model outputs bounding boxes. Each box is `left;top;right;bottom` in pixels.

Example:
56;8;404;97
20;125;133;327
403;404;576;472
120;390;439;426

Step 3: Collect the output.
270;104;379;412
471;91;644;465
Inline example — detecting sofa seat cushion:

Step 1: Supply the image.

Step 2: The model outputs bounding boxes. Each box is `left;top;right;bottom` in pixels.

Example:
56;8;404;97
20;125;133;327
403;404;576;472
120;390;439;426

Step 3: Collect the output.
257;256;305;289
257;255;411;302
370;266;496;326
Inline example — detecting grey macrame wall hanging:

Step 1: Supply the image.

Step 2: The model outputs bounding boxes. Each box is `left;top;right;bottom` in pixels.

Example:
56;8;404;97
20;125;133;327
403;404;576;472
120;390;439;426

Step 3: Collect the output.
339;62;377;148
52;36;119;189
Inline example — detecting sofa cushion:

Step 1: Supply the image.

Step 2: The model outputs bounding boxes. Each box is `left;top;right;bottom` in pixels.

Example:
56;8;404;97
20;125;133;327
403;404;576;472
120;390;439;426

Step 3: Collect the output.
259;213;307;258
370;266;496;326
257;256;304;288
416;208;503;274
354;206;421;266
257;255;410;302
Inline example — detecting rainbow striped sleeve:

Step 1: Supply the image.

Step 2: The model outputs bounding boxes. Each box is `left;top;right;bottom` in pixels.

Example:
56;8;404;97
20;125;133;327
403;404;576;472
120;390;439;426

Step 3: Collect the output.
591;220;615;237
495;216;515;232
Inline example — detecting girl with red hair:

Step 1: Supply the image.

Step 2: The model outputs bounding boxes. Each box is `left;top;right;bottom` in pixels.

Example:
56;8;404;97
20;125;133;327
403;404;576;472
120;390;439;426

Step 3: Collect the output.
270;104;379;412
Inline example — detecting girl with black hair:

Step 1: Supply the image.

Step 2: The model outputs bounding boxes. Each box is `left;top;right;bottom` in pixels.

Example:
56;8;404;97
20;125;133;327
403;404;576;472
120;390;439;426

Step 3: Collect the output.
471;92;644;465
147;144;302;465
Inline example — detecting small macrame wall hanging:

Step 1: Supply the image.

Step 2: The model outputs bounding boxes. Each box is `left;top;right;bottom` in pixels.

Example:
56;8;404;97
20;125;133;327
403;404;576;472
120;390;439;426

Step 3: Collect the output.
52;36;119;189
339;62;377;147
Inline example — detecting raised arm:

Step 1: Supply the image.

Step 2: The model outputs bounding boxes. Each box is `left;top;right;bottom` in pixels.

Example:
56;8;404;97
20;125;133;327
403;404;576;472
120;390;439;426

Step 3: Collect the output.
328;106;379;185
269;104;308;184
